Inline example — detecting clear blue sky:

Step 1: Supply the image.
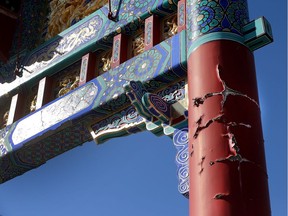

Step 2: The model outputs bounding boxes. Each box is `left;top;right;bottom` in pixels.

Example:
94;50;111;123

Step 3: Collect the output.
0;1;286;216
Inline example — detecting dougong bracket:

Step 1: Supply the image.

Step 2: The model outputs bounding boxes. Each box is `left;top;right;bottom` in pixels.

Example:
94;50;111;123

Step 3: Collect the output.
125;80;189;198
125;80;188;137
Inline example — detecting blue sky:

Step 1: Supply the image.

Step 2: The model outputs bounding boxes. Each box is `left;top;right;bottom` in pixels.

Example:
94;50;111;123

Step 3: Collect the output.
0;1;286;216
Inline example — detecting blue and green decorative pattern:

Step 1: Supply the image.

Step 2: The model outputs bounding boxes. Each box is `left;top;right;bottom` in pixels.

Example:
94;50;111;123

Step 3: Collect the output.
124;79;189;198
0;0;273;199
142;93;172;122
178;1;185;28
187;0;249;40
91;80;185;144
125;81;152;120
90;106;146;144
94;32;186;114
145;21;153;46
112;37;121;63
0;31;186;183
0;0;178;84
243;17;273;51
186;1;273;57
186;0;249;54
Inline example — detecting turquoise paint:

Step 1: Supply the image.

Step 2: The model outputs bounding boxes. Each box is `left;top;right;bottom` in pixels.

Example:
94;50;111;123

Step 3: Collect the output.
0;0;178;88
0;31;187;182
186;0;249;57
187;31;246;55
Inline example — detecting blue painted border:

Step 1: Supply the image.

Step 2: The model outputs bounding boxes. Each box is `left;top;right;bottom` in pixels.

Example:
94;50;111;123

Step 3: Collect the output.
7;32;187;151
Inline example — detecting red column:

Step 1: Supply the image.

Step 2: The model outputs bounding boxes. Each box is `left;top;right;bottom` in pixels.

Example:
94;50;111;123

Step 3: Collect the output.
187;40;271;216
185;0;271;215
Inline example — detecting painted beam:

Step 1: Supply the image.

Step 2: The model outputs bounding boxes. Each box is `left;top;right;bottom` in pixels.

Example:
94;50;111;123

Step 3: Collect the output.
0;32;186;183
0;0;179;93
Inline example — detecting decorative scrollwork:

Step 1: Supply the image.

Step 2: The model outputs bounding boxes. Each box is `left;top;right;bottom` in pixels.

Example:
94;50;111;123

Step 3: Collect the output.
46;0;108;39
173;127;189;198
30;95;37;112
53;61;81;98
1;111;9;129
144;93;171;120
163;13;178;39
132;32;145;57
102;57;111;73
99;50;112;75
57;75;80;98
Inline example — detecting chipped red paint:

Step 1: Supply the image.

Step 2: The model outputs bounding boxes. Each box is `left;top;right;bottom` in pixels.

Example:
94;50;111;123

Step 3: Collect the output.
187;40;271;216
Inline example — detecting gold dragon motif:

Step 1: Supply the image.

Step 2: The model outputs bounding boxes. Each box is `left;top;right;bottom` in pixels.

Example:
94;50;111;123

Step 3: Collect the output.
101;51;112;73
30;95;37;112
2;111;9;129
132;34;145;57
57;75;80;98
163;14;178;39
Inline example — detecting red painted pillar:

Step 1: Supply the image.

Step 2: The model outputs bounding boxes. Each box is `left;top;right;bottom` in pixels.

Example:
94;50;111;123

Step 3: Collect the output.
186;1;271;215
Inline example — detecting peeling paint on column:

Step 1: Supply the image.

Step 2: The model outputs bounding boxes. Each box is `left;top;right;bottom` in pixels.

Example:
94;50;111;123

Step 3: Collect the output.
208;120;267;177
198;156;205;174
187;39;271;215
213;193;231;200
193;114;224;139
193;65;260;110
190;144;194;158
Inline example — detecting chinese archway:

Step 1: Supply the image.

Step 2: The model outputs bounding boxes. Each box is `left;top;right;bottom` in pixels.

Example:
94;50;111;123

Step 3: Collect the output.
0;1;273;215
